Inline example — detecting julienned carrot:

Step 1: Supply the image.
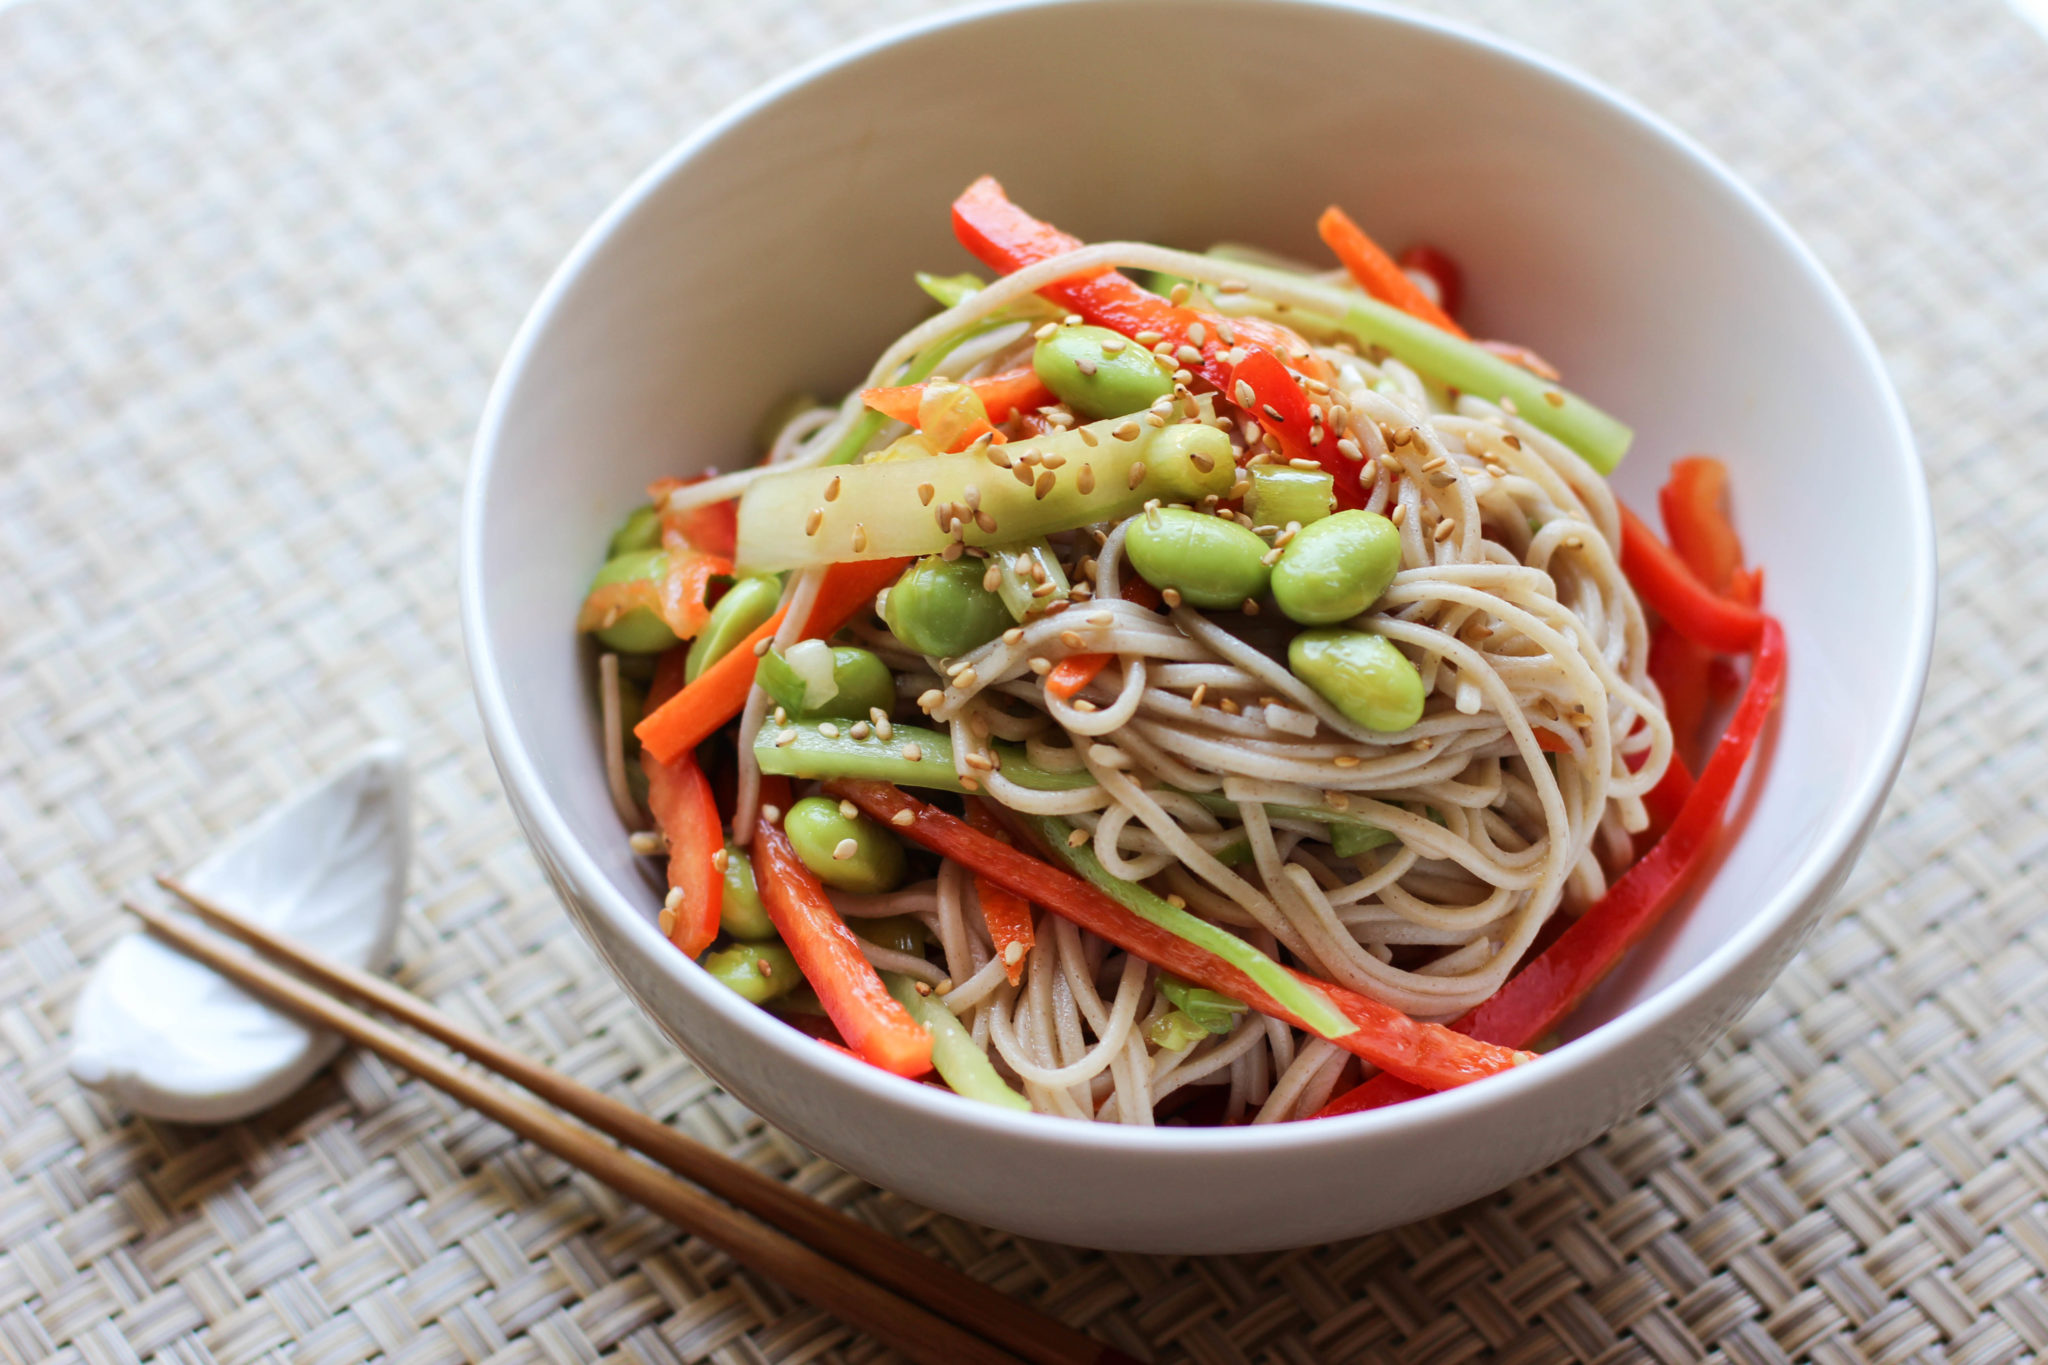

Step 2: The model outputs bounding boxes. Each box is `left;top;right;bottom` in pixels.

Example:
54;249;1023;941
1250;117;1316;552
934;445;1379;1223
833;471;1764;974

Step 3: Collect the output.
635;557;910;763
1044;653;1111;702
1315;615;1785;1118
655;547;730;640
752;815;932;1078
642;747;723;958
862;367;1054;427
965;801;1035;986
1618;505;1765;655
830;781;1535;1092
1317;207;1468;338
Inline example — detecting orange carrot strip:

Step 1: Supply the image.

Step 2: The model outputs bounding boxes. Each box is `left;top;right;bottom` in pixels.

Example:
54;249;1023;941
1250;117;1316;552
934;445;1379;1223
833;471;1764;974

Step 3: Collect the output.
1045;653;1111;702
1317;206;1469;338
635;557;909;763
965;802;1035;986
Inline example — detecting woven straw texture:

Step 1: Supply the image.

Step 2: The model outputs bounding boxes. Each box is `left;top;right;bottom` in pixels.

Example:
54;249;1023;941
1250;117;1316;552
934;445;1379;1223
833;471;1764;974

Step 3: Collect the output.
5;0;2047;1361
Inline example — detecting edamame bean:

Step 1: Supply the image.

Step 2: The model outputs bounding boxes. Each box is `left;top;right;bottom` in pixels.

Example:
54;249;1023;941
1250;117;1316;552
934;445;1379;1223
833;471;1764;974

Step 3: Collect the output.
882;555;1011;658
702;941;801;1004
1033;324;1174;420
686;574;782;682
586;549;678;654
1271;510;1402;625
608;504;663;557
1245;466;1334;530
719;841;776;940
853;914;927;957
1287;628;1425;732
756;641;895;719
1125;506;1272;609
783;796;907;893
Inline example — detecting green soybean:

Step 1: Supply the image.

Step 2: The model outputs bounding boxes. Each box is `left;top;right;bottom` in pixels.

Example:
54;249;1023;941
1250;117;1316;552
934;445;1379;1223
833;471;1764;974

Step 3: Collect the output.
1125;507;1272;609
1271;510;1402;626
756;641;895;719
1288;628;1426;732
853;914;927;957
686;575;782;683
586;549;678;654
783;796;906;894
607;504;663;557
719;841;776;940
1032;324;1175;421
1245;466;1335;530
882;555;1011;658
703;941;801;1004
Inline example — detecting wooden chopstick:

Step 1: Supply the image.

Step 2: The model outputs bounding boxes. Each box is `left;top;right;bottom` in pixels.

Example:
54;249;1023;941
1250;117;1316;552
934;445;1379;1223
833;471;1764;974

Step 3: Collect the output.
149;878;1138;1365
125;897;1029;1365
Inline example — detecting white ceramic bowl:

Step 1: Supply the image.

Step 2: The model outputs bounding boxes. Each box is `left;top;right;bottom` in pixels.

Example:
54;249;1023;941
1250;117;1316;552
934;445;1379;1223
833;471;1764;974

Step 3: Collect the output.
462;0;1934;1253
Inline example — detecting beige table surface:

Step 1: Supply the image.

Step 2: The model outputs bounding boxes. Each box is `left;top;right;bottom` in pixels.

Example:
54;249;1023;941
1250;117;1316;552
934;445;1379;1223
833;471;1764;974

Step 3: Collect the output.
6;1;2048;1361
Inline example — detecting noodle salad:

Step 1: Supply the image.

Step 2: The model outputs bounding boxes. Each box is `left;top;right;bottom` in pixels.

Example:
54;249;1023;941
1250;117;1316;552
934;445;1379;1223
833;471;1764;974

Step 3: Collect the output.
577;178;1785;1125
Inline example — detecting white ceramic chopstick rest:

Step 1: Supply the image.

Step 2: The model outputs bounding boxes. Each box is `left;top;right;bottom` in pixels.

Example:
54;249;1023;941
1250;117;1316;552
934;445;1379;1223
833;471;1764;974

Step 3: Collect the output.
69;741;411;1122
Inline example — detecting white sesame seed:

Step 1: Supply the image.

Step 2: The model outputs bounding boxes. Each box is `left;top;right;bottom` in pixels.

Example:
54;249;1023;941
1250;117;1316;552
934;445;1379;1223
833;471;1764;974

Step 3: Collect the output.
832;837;859;861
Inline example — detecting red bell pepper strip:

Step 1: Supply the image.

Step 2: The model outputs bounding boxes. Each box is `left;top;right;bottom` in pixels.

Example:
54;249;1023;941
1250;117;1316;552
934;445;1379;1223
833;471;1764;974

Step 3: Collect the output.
647;645;691;709
1120;576;1162;611
1229;347;1364;508
642;747;723;958
752;815;933;1078
636;556;910;763
1658;456;1745;596
1318;207;1468;338
1044;653;1111;701
829;781;1535;1092
1397;243;1464;320
965;801;1036;986
1315;614;1785;1117
649;474;739;559
1618;505;1765;655
1648;622;1713;772
862;367;1054;427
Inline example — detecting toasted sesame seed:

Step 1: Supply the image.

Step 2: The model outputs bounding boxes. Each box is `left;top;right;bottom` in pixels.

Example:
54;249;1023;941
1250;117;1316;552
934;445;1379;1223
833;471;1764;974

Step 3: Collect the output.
849;721;871;740
1073;698;1098;712
1391;504;1408;526
1219;278;1249;294
657;907;675;936
1161;587;1183;608
837;798;859;819
753;637;773;656
1259;403;1285;423
1175;344;1202;365
955;666;979;689
1041;451;1066;469
1063;313;1083;326
1333;754;1362;768
1241;598;1260;615
1219;697;1240;714
1288;457;1321;471
804;508;823;536
917;688;943;710
816;722;841;740
1260;545;1283;566
1499;396;1520;415
824;475;842;502
1234;379;1258;407
775;727;798;746
940;540;965;560
987;443;1013;468
1134;330;1163;346
901;742;923;761
1034;470;1056;500
890;808;916;827
1169;283;1192;305
1101;336;1125;354
1185;322;1207;347
1113;422;1142;444
831;837;859;861
1142;411;1166;428
917;482;936;506
965;751;994;771
1034;322;1059;340
1153;341;1176;357
1059;629;1085;649
1067;826;1091;847
761;804;781;825
975;509;998;534
1337;437;1364;462
1543;390;1565;408
874;713;893;740
665;887;686;911
1028;655;1052;674
1434;518;1456;543
1565;534;1584;549
1413;737;1433;751
1422;455;1446;472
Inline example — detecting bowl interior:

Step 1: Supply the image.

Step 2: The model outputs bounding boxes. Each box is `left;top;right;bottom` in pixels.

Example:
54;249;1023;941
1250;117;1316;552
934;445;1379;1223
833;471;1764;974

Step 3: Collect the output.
468;0;1925;1125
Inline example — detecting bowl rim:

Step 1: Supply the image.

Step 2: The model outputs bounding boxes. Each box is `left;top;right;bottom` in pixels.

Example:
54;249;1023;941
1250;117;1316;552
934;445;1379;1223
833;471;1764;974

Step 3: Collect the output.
461;0;1936;1154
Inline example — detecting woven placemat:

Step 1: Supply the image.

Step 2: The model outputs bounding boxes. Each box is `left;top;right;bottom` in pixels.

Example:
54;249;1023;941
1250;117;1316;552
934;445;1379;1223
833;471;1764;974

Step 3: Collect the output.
5;1;2047;1361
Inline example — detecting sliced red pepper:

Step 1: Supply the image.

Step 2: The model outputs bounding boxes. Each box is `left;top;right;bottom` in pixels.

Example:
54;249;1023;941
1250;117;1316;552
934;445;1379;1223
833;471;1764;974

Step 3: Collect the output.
1648;622;1714;772
636;556;910;763
830;781;1534;1092
1397;244;1464;320
642;747;723;958
1229;347;1363;507
1659;457;1745;596
1618;505;1766;655
1044;653;1111;702
1318;207;1468;338
950;177;1337;466
752;815;932;1078
862;367;1054;428
646;646;691;709
965;802;1036;986
1315;615;1785;1118
649;474;739;559
1120;576;1163;611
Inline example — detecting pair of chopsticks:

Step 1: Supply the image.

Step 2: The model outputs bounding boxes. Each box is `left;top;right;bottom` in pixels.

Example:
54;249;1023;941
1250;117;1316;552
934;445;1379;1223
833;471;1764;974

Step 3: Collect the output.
130;878;1138;1365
